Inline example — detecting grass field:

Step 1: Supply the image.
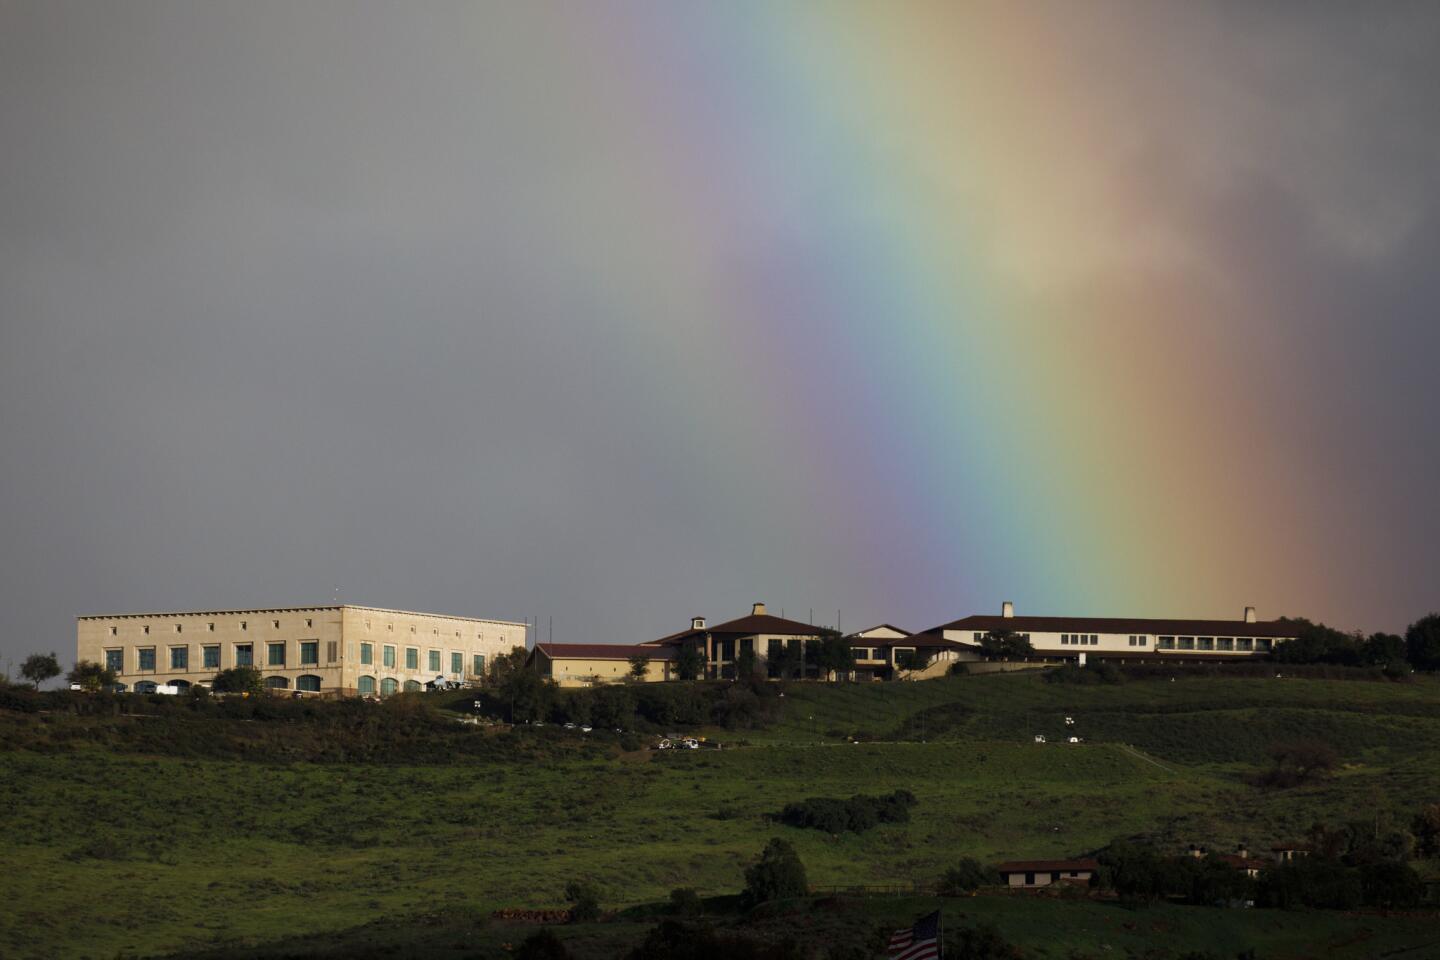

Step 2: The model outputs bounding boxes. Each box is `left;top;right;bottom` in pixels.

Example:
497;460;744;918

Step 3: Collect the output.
2;671;1437;958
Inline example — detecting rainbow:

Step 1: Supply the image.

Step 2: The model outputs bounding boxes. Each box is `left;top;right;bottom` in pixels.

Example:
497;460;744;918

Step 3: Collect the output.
476;4;1365;630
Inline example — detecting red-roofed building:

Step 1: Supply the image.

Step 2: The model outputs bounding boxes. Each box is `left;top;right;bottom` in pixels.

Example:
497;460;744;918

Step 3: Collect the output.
642;603;825;680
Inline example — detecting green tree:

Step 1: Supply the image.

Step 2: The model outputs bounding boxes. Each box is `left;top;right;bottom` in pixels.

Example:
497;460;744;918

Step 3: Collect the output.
1405;613;1440;671
674;644;705;681
20;652;61;690
734;645;758;681
770;641;803;679
811;634;855;681
894;649;932;673
1362;632;1406;666
627;654;651;682
742;837;808;907
939;858;994;895
66;660;117;693
563;880;601;923
669;887;703;917
979;630;1035;660
497;664;557;722
211;665;265;696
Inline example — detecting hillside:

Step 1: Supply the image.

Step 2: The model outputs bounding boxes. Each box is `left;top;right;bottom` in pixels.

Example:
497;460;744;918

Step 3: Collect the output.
1;671;1437;958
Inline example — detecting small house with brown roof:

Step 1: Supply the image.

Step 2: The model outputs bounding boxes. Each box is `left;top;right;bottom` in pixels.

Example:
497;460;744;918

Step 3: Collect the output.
995;858;1099;888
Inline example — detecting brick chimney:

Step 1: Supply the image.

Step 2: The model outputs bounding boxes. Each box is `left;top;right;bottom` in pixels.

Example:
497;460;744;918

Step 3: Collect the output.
752;602;767;617
1002;601;1014;619
1244;606;1256;623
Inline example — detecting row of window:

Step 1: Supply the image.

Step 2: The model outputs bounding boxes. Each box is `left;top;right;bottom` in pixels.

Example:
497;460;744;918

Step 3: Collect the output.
104;620;507;645
356;643;483;676
109;618;317;637
1061;634;1100;646
1154;636;1272;652
107;644;487;678
355;676;427;696
104;641;338;674
360;620;505;644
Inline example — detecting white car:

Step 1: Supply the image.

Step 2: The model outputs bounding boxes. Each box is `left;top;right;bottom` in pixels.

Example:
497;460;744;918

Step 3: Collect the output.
1068;736;1082;744
1034;735;1046;744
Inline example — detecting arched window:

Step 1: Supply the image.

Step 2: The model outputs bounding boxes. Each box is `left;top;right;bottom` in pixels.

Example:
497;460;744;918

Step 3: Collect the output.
134;681;157;694
380;678;398;697
296;675;322;692
169;679;191;692
264;676;290;690
357;676;376;697
403;680;422;692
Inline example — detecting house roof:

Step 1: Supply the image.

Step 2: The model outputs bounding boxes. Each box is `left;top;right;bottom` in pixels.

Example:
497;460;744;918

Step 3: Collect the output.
644;612;822;646
641;627;706;647
532;643;677;661
995;858;1099;873
1218;854;1268;870
706;612;823;636
928;614;1305;639
848;624;911;639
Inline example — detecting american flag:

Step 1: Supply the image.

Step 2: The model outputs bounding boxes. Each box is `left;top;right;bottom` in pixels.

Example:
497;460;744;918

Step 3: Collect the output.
887;910;941;960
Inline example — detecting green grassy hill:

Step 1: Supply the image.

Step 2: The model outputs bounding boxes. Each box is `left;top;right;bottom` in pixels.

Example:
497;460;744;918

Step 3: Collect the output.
2;671;1437;958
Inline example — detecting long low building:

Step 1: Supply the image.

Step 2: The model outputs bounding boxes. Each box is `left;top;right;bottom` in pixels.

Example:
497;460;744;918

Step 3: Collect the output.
76;605;526;697
528;643;679;687
918;602;1305;661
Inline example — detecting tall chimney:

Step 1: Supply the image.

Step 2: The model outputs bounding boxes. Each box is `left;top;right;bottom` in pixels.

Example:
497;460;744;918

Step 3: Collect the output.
691;617;706;631
1244;606;1256;623
752;602;767;617
1002;601;1014;619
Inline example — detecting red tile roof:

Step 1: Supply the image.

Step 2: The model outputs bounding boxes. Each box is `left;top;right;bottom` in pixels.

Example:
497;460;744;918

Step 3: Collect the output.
929;615;1305;639
706;612;824;636
643;612;822;646
532;643;677;661
995;858;1099;873
1218;854;1268;870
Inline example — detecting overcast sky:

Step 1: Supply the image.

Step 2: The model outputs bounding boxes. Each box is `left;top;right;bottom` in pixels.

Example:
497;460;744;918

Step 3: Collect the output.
3;1;1439;670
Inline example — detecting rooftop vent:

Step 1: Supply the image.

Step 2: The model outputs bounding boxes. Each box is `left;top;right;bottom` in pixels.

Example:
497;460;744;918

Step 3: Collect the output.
1002;601;1014;619
1244;606;1256;623
691;617;706;631
752;602;767;617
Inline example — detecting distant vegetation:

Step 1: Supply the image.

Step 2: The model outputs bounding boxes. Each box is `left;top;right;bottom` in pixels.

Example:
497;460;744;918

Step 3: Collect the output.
772;790;917;834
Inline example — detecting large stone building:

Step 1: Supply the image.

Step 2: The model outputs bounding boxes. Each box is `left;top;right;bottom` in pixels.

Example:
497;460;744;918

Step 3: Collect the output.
76;605;527;697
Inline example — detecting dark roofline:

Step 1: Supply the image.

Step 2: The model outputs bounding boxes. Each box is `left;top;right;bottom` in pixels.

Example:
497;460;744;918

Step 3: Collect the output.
925;613;1305;639
995;858;1099;873
531;643;678;661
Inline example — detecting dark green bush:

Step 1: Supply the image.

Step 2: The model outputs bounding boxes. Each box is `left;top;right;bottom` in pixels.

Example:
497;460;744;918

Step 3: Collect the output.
774;790;916;834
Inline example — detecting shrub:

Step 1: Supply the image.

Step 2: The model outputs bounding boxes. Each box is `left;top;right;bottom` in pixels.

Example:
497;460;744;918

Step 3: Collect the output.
742;838;808;907
1044;662;1123;685
66;660;117;693
774;790;917;834
939;858;994;895
1251;738;1339;788
1257;857;1363;910
211;666;265;696
563;880;601;923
